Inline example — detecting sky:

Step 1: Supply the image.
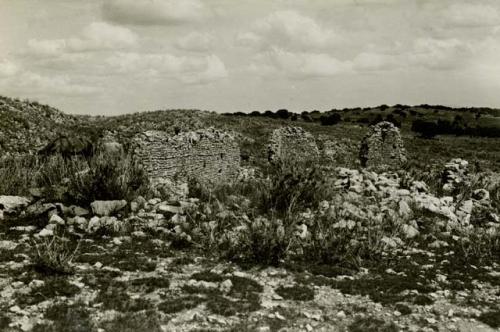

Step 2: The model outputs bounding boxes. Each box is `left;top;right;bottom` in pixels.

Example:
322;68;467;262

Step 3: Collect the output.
1;0;500;115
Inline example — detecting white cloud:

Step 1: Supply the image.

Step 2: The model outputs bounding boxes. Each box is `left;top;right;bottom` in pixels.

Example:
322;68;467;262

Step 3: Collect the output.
257;48;351;79
0;68;96;96
105;52;227;84
78;22;137;50
410;38;470;70
102;0;209;25
237;10;337;51
27;22;137;57
0;59;20;77
445;3;500;28
176;32;213;52
353;52;400;72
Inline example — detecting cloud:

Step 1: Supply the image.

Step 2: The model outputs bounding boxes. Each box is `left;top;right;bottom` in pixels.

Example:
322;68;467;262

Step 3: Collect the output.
0;66;96;97
237;10;337;51
445;3;500;28
352;52;400;72
0;59;20;77
105;52;227;84
410;38;470;70
27;22;137;57
176;32;213;52
254;48;351;79
102;0;209;25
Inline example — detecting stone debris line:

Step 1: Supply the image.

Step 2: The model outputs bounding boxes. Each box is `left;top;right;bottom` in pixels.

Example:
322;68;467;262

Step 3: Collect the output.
268;126;319;163
132;127;240;184
359;121;407;168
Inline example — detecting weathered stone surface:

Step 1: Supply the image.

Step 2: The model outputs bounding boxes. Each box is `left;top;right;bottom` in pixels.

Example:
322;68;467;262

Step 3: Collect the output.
442;158;469;194
268;127;319;163
90;200;127;216
133;128;240;184
359;121;407;168
0;196;31;214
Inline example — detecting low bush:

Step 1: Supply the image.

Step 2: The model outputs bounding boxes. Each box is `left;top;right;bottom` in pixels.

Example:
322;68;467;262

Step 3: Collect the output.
66;152;149;206
32;227;81;275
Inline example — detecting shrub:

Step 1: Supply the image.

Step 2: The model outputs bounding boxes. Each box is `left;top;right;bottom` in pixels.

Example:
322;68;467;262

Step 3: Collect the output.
33;227;81;275
259;159;333;217
219;215;293;265
320;113;341;126
411;119;438;138
66;152;149;206
0;155;39;195
276;109;290;119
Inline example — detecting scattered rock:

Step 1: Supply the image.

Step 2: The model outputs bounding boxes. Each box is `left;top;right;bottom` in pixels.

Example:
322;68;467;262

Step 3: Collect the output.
90;200;127;216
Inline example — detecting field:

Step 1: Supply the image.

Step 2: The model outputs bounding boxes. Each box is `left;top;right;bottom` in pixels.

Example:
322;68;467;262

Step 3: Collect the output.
1;97;500;331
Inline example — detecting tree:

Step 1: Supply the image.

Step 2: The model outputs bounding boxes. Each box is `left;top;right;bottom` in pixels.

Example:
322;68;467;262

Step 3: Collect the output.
320;113;342;126
411;120;438;139
276;109;290;119
385;114;401;127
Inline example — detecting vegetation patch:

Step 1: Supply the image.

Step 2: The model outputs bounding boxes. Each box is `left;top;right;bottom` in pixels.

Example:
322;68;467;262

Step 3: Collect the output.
17;277;81;306
478;309;500;328
95;281;153;312
191;271;226;283
0;313;11;330
229;275;263;299
348;316;399;332
206;294;260;316
275;285;315;301
129;277;170;293
36;301;95;332
157;295;205;314
100;310;162;332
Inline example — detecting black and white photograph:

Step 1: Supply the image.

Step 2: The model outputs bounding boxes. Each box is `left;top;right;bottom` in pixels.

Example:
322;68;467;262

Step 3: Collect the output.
1;0;500;331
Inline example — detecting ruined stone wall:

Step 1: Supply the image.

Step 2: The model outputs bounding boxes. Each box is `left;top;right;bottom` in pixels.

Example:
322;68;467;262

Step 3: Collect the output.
359;121;407;168
133;128;240;184
268;127;319;163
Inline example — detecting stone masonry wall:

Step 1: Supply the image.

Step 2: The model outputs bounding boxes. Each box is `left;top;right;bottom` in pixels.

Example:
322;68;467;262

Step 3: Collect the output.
359;121;407;168
133;128;240;184
268;127;319;163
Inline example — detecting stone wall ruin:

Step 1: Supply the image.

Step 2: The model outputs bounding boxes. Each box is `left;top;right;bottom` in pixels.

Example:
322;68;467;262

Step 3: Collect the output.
268;127;319;163
359;121;407;168
133;128;240;184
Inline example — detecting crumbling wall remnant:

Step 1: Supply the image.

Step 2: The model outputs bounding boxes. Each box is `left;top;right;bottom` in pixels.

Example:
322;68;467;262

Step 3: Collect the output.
133;128;240;184
359;121;407;168
268;127;319;163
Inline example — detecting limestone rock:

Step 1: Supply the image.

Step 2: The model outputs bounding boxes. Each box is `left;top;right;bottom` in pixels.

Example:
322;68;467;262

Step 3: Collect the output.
90;200;127;216
0;196;31;214
442;158;469;194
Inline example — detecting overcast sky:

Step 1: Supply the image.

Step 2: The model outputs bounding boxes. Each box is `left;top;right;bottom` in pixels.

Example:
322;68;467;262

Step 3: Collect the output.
1;0;500;115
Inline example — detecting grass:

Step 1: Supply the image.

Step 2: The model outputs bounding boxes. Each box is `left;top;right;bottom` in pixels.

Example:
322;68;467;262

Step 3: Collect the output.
35;301;95;332
348;316;399;332
478;309;500;328
32;228;81;275
158;295;205;314
0;152;149;207
275;285;315;301
100;310;162;332
17;277;81;306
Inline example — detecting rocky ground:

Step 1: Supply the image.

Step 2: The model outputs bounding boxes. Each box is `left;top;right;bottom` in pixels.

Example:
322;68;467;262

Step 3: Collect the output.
1;216;499;332
1;158;500;332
